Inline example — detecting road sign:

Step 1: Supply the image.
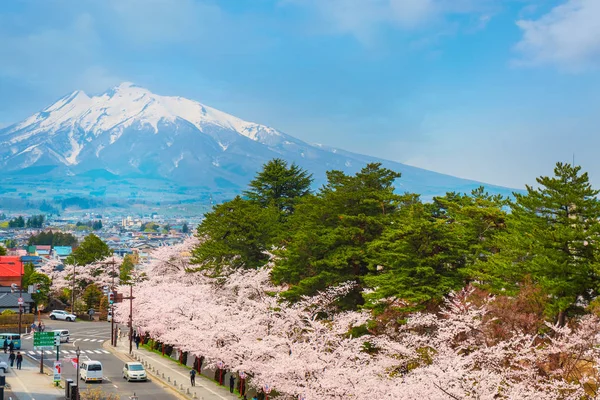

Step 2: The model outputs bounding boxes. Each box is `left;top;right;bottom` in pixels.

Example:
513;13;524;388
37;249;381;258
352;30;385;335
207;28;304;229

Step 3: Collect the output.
53;361;62;382
34;331;57;350
17;297;23;305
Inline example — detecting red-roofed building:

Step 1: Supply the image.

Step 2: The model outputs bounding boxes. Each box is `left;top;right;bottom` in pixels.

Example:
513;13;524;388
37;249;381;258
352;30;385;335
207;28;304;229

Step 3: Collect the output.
0;256;24;287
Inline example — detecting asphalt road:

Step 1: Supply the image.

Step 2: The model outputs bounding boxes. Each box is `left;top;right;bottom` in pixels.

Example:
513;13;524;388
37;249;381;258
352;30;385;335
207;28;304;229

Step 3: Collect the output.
20;316;180;400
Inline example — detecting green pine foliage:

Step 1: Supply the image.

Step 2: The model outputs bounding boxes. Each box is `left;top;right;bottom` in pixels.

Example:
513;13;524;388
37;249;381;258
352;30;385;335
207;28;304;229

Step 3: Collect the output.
243;158;313;215
271;163;401;303
472;163;600;325
190;158;600;325
191;196;281;275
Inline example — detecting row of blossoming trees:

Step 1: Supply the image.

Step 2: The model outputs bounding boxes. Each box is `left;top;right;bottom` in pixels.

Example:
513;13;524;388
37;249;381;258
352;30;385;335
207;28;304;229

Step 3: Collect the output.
115;237;600;399
46;159;600;398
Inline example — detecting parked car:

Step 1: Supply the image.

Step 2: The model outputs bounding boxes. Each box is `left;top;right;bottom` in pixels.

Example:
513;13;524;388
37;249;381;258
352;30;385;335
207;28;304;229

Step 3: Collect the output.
80;360;103;383
52;329;70;343
49;310;76;322
123;362;147;382
0;360;8;373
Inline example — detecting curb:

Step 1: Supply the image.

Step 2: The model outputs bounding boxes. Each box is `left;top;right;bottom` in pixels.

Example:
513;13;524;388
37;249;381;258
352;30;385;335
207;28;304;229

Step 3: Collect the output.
102;341;190;400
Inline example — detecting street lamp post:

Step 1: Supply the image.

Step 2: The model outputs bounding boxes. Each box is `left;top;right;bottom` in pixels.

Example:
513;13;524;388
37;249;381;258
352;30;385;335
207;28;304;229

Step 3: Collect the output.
75;346;81;400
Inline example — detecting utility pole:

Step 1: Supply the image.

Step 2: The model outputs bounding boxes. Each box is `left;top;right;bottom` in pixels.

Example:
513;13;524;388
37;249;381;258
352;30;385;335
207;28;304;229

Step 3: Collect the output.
122;285;135;354
107;258;117;347
71;264;76;314
18;267;23;336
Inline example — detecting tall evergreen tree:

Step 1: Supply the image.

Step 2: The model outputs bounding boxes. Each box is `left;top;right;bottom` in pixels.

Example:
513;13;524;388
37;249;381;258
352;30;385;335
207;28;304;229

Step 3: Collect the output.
475;163;600;325
272;163;401;304
191;196;281;275
244;158;313;214
366;188;507;310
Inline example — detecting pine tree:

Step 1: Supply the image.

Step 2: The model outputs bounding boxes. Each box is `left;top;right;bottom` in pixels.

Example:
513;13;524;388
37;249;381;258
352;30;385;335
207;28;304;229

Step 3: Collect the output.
272;163;401;304
244;158;313;215
191;196;281;275
476;163;600;325
365;188;507;310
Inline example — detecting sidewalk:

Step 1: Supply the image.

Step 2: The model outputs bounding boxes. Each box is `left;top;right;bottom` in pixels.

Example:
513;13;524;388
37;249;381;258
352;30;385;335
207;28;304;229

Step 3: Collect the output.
106;338;242;400
2;358;63;400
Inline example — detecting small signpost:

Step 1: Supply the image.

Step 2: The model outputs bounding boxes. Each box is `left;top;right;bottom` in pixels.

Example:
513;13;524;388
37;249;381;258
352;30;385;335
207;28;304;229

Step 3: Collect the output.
17;297;23;306
53;361;62;383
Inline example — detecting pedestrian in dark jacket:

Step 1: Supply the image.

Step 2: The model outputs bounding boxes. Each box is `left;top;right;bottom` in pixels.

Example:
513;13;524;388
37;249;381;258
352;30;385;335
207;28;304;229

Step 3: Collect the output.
8;340;14;352
189;368;196;386
3;338;7;353
16;352;23;369
134;335;140;349
229;374;235;393
9;351;15;367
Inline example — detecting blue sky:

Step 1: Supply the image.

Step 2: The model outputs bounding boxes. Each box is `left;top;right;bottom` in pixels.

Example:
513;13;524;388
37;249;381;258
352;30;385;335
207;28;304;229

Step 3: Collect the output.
1;0;599;188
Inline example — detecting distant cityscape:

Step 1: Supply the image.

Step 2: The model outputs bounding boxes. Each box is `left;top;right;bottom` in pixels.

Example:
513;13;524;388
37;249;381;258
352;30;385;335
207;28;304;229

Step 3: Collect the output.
0;212;200;267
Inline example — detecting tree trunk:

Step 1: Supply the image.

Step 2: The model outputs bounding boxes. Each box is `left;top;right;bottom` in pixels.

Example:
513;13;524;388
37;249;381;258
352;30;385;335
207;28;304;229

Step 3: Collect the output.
557;310;566;327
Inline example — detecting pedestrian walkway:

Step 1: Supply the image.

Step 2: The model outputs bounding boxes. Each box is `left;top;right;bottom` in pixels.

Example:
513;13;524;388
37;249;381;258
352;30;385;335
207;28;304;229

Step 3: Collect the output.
3;358;63;400
107;339;241;400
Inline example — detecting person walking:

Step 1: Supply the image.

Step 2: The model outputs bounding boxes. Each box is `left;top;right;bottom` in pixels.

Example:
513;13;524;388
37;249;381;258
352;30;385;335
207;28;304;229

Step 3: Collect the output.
8;351;15;367
134;334;140;349
39;322;45;332
3;338;7;353
189;368;196;387
8;339;14;352
16;351;23;369
229;374;235;393
30;322;37;333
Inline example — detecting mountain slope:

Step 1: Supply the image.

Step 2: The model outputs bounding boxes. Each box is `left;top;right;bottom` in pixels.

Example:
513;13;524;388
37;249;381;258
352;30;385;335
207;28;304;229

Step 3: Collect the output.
0;83;514;201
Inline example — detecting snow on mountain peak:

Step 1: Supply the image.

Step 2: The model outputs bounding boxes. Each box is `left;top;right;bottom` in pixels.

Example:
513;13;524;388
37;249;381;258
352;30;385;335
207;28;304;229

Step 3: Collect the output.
4;82;281;150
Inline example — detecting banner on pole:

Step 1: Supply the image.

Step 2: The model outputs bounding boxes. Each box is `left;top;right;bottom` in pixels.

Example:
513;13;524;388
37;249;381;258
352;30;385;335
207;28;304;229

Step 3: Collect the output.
53;361;62;382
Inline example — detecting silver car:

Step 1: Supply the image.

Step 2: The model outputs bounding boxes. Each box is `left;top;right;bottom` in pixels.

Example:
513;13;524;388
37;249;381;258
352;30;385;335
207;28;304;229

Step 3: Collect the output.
123;362;148;382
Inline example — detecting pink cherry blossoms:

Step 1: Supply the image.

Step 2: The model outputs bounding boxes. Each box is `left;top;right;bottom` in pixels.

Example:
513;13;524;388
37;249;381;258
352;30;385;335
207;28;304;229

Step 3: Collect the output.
114;240;600;399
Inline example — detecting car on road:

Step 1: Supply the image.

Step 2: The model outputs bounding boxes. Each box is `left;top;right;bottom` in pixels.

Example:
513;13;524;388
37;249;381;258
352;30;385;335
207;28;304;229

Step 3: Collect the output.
52;329;70;343
0;360;8;373
80;360;103;383
123;362;148;382
49;310;77;322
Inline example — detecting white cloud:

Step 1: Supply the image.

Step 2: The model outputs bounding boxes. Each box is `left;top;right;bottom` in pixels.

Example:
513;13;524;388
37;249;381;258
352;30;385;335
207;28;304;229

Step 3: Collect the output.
285;0;494;42
514;0;600;71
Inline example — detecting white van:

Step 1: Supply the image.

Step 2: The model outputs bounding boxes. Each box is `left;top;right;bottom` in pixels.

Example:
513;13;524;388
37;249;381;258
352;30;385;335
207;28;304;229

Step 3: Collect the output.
80;360;103;383
52;329;70;343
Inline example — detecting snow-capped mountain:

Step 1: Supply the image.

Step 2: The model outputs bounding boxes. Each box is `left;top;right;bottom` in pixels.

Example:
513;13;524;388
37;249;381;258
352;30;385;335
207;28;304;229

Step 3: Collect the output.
0;83;511;200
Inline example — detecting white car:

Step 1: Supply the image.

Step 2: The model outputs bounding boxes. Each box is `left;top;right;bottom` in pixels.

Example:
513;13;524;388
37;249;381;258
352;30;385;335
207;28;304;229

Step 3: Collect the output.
52;329;70;343
123;362;147;382
0;360;7;373
80;360;103;383
49;310;76;322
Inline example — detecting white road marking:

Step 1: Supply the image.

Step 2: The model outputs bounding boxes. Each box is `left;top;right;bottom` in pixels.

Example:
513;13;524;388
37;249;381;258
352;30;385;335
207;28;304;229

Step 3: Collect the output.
36;351;42;355
45;351;52;354
94;350;102;354
83;339;90;341
28;351;35;355
101;350;109;354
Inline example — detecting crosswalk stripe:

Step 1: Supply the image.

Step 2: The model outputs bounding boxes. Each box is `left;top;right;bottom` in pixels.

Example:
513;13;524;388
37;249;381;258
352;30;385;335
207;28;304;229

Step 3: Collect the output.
85;350;95;354
36;351;42;355
28;351;35;355
101;350;109;354
83;339;90;341
45;351;52;354
94;350;102;354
